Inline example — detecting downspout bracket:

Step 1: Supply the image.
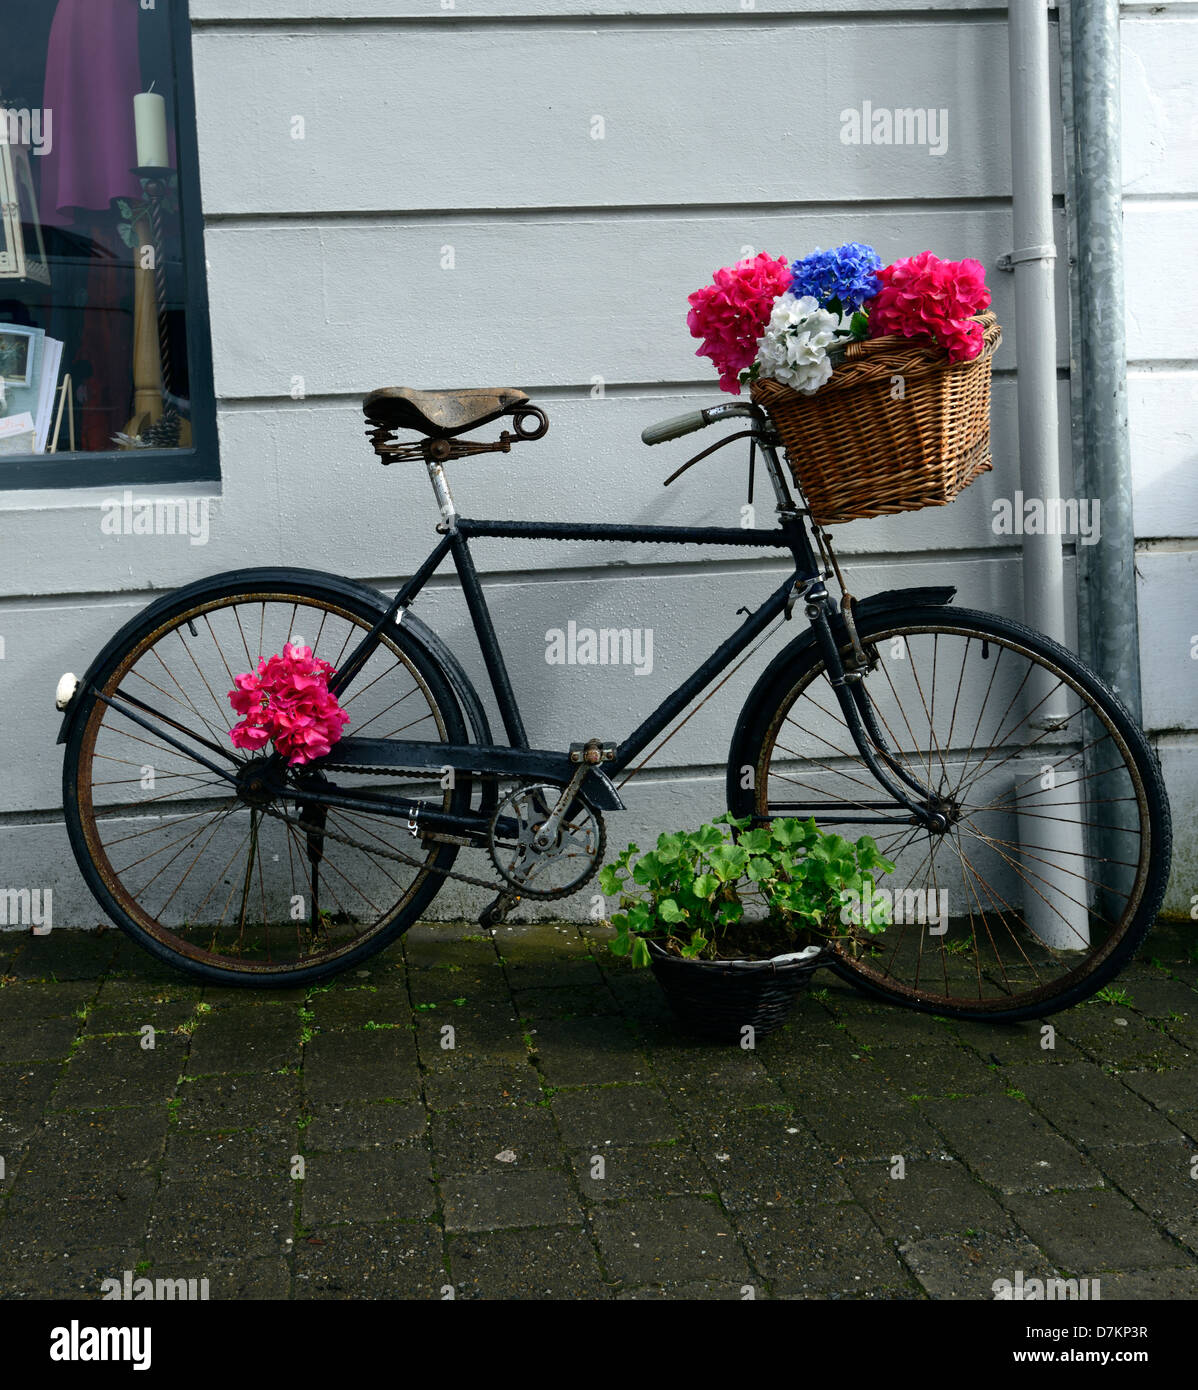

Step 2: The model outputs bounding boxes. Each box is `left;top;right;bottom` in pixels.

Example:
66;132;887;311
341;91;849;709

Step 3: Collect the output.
997;242;1058;272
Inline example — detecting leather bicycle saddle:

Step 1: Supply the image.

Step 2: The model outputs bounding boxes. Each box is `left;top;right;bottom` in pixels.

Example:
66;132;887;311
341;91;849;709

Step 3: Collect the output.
363;386;529;439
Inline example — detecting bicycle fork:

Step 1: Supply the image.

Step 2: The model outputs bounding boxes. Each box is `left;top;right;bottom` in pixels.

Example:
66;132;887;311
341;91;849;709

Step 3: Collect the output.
802;587;951;833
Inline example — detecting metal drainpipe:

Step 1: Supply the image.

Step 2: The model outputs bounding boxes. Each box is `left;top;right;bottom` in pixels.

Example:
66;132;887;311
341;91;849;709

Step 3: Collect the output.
1006;0;1089;949
1066;0;1142;724
1005;0;1067;649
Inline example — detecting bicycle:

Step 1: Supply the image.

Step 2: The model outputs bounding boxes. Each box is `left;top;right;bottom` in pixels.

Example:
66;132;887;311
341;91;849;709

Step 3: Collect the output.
57;384;1172;1019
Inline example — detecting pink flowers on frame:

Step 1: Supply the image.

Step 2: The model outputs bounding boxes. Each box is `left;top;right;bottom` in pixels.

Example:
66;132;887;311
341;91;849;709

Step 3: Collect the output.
229;643;350;766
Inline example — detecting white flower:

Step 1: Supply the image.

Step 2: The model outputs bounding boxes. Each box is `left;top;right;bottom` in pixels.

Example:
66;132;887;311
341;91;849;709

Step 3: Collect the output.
755;292;840;394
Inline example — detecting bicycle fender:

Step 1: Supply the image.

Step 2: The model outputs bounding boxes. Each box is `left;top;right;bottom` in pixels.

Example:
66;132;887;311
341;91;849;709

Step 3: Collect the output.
54;566;495;755
725;585;956;797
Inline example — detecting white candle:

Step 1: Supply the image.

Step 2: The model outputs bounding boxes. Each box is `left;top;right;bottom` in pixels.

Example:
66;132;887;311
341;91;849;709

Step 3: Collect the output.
134;92;169;169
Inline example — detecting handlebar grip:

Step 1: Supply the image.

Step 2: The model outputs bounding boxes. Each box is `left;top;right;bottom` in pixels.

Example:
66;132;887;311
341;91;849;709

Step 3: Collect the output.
641;410;709;446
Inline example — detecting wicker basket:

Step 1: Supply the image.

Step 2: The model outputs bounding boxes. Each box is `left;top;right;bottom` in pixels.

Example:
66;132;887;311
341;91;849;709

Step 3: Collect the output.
750;311;1002;526
646;940;824;1042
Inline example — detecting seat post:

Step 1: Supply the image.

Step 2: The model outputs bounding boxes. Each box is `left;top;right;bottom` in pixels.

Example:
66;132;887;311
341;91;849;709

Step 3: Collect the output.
425;456;457;530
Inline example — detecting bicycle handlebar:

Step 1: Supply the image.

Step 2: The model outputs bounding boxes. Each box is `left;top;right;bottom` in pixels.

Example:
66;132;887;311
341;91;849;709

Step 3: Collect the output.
641;410;710;446
641;400;764;446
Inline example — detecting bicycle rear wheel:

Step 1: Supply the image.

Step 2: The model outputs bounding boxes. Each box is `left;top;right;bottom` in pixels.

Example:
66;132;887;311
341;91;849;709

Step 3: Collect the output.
63;574;470;987
727;605;1171;1021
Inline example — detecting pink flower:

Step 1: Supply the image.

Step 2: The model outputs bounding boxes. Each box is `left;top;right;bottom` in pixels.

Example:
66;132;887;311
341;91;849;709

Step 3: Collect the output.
866;252;991;362
687;252;793;393
227;643;350;766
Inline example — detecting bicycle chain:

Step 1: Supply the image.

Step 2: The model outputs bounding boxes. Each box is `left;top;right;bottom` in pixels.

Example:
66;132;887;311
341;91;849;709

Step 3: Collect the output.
256;793;594;901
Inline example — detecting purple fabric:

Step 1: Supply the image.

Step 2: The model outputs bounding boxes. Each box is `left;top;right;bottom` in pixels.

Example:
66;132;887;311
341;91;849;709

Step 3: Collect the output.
39;0;143;226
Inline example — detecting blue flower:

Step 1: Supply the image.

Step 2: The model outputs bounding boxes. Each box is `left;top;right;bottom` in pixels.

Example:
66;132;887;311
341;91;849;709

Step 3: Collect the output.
789;243;882;312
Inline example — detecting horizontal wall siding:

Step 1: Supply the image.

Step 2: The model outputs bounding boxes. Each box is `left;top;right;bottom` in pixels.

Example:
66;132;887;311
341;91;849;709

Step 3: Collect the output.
191;21;1051;214
8;3;1154;929
1121;7;1198;916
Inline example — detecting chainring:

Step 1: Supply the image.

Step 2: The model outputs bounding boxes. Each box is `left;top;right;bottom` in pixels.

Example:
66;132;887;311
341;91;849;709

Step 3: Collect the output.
487;781;606;899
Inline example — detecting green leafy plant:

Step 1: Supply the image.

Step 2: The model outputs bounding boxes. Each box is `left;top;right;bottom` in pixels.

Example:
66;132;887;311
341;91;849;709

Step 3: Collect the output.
598;814;895;967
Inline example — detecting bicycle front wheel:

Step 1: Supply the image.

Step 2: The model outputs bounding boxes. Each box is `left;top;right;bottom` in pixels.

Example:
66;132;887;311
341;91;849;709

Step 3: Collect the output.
63;574;470;987
727;605;1171;1021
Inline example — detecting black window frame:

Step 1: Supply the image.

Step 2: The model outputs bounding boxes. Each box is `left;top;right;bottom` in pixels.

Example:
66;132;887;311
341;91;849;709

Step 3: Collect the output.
0;0;216;492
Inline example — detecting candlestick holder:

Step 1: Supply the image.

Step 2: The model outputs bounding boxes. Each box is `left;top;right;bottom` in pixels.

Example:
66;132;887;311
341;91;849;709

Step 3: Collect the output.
114;165;182;449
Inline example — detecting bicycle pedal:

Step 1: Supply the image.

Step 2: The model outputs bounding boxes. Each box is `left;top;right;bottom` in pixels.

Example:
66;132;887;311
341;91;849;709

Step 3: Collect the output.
479;891;521;930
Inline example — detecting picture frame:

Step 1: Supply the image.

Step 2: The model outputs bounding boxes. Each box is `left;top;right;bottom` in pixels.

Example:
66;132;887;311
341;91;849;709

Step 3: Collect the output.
0;324;37;385
0;138;51;287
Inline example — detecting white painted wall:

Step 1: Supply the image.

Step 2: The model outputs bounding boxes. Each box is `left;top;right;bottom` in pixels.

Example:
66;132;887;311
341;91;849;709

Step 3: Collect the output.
1121;3;1198;914
0;2;1191;927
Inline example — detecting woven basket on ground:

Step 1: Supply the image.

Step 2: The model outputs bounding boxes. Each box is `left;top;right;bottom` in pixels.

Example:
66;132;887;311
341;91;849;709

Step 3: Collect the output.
646;940;824;1042
750;311;1002;526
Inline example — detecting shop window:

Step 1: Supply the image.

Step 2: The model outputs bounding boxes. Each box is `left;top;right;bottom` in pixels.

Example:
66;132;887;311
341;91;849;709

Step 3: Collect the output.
0;0;214;489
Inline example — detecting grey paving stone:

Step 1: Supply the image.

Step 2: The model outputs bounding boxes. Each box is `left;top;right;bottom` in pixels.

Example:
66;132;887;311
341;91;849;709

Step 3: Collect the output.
1088;1139;1198;1252
308;983;417;1029
0;1064;60;1145
147;1257;291;1300
0;1247;139;1301
8;932;117;981
0;981;97;1021
1090;1267;1198;1299
649;1046;790;1115
294;1223;446;1299
304;1100;426;1151
617;1281;756;1300
1056;1008;1192;1071
841;1157;1011;1240
52;1032;185;1109
85;999;199;1036
302;1028;420;1104
1;1016;80;1062
1123;974;1198;1020
870;1043;1006;1099
408;966;511;1007
736;1201;912;1295
551;1084;679;1148
919;1094;1104;1193
835;1004;961;1050
1120;1065;1198;1140
511;984;619;1021
601;968;675;1026
1003;1188;1191;1271
301;1147;437;1224
897;1229;1057;1300
185;1005;303;1075
589;1196;752;1285
16;1106;169;1200
1007;1061;1184;1148
429;1101;561;1174
163;1126;297;1182
413;1002;529;1068
802;1084;948;1161
421;1058;543;1110
573;1143;713;1203
688;1110;851;1209
441;1170;581;1233
449;1225;609;1299
4;1182;157;1254
956;1019;1083;1066
146;1174;293;1261
529;1017;651;1087
402;930;501;970
172;1073;300;1134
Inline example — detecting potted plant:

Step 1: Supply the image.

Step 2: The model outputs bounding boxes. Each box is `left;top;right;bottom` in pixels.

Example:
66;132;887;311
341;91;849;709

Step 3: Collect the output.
599;814;894;1042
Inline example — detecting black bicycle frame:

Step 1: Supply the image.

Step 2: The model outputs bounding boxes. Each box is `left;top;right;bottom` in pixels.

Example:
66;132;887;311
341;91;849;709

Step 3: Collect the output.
309;420;944;840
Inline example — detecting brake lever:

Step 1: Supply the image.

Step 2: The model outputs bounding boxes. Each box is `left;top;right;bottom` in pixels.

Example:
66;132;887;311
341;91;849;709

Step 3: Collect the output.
662;429;759;488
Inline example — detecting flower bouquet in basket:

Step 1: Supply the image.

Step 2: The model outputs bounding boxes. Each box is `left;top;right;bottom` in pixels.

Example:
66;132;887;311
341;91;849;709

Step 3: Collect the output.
685;244;1002;525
